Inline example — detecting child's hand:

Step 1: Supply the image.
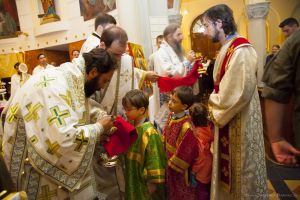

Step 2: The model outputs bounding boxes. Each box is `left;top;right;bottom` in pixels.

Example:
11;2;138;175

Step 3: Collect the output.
147;182;157;194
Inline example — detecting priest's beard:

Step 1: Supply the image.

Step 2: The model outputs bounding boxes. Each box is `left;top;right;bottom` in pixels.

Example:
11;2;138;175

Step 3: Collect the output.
212;29;220;43
84;75;100;97
169;41;184;61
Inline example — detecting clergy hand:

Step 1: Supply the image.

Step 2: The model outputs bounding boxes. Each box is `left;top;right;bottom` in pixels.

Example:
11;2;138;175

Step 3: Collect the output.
98;115;114;134
147;182;157;194
271;139;300;166
145;71;159;82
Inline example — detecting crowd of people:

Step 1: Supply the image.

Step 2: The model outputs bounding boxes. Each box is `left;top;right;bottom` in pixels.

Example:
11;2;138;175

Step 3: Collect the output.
0;3;299;200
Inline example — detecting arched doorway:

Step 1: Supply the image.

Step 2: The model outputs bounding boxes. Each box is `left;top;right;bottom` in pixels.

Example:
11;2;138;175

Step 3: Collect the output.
190;15;221;59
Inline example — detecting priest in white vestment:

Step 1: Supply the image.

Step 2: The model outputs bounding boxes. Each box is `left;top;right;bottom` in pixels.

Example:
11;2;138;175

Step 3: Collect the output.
201;5;268;200
0;48;117;200
152;23;195;129
81;23;158;199
10;62;30;98
32;53;55;75
80;14;158;117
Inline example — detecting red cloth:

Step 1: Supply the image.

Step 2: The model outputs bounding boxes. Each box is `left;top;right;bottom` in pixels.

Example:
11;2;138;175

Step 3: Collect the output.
157;60;202;93
192;127;213;184
104;116;138;157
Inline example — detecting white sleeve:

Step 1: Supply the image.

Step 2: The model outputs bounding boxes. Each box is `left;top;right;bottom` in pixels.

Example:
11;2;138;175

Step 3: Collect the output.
154;50;186;77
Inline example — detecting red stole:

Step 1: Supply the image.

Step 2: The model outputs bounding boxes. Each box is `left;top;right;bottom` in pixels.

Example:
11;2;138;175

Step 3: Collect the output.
214;37;251;191
157;60;202;93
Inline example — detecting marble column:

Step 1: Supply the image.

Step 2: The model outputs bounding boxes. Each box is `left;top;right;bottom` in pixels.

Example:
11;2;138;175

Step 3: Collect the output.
148;0;168;52
168;0;182;26
246;2;270;87
116;0;152;57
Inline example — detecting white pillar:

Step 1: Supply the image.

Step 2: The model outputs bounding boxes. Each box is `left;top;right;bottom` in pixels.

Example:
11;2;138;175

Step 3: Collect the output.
148;0;168;52
116;0;142;44
116;0;153;57
246;2;270;87
168;0;182;25
149;0;168;16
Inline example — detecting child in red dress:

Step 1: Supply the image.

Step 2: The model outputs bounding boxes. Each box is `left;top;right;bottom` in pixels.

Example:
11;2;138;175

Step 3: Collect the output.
163;86;198;200
189;103;213;200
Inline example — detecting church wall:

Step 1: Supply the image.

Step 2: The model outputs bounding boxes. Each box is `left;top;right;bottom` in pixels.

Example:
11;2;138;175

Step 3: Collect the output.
25;49;69;74
180;0;246;52
180;0;300;53
0;0;93;55
0;0;170;77
1;0;298;77
0;0;120;78
266;0;300;51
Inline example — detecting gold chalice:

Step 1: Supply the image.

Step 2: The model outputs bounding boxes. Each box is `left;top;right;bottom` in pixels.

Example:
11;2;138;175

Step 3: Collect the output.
99;126;119;167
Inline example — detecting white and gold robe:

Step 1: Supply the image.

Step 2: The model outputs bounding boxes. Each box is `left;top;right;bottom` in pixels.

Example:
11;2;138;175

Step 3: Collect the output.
95;53;146;115
208;37;268;200
10;73;31;98
75;54;145;200
79;34;146;115
79;36;146;199
1;57;107;200
32;64;55;75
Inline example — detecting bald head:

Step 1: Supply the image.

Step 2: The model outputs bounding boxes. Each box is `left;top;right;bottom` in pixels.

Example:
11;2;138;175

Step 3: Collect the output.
101;26;128;48
101;26;128;60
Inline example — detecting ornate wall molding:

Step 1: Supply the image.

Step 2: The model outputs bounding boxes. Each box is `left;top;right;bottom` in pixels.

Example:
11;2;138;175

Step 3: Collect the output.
246;2;270;20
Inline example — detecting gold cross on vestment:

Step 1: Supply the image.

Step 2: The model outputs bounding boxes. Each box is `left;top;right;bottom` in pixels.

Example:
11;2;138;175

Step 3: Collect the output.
74;130;89;152
60;90;72;107
222;166;229;177
78;111;87;125
35;75;55;88
120;69;131;82
29;135;38;144
37;185;57;200
7;104;20;123
48;106;71;128
45;139;62;158
24;102;43;122
221;136;229;147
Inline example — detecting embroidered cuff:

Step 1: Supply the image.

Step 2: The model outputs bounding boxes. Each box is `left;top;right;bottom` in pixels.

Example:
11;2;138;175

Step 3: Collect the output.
146;169;166;183
207;105;219;127
168;155;189;173
94;122;104;142
147;177;165;183
168;160;184;173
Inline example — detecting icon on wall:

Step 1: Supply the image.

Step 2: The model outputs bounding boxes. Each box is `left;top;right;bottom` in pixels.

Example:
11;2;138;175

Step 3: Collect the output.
39;0;61;25
0;0;20;39
127;42;153;95
79;0;116;21
127;42;148;71
168;0;174;9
